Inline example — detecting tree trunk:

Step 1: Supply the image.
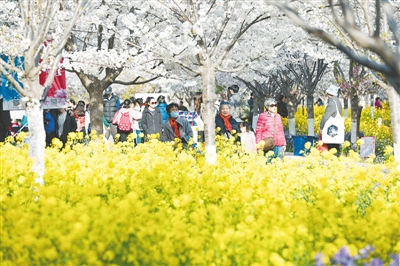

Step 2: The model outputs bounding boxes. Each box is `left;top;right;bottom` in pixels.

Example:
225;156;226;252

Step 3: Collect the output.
343;97;349;118
199;59;217;164
350;95;361;143
306;94;314;136
24;97;46;186
386;86;400;162
287;101;296;136
88;85;105;135
19;76;46;186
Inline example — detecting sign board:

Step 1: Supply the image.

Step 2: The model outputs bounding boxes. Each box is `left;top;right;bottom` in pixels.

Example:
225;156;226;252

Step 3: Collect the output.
359;136;376;158
0;55;67;110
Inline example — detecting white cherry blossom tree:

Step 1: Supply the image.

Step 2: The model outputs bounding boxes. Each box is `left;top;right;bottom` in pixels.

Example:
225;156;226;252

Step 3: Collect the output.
123;1;284;163
276;0;400;161
0;0;91;184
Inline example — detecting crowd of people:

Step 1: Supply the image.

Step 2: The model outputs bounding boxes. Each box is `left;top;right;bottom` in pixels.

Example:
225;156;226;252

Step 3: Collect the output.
1;83;383;159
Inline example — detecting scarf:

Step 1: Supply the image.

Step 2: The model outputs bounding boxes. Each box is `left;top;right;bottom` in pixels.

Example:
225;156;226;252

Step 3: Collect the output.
219;114;232;132
169;118;181;139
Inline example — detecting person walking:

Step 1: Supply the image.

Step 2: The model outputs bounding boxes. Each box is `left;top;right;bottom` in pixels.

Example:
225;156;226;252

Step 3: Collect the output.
103;86;120;141
255;98;286;160
55;107;77;146
320;85;343;156
142;97;162;141
112;99;142;142
161;102;193;146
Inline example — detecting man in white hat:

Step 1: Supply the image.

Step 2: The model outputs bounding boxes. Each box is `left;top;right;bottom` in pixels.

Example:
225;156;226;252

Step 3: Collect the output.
320;84;343;156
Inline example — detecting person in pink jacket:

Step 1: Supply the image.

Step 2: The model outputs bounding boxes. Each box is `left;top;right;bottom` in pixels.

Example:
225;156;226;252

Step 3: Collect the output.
255;98;286;159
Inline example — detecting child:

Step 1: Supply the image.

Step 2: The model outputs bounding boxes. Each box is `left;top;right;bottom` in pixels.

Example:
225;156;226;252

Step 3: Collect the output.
240;122;256;153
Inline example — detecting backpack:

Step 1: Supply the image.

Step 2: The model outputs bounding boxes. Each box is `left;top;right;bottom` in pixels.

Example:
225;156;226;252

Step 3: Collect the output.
118;112;132;131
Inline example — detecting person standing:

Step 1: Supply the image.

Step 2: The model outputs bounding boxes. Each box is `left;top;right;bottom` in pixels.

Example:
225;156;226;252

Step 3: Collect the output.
240;122;256;153
142;97;162;140
161;102;193;145
255;98;286;160
277;94;288;118
44;109;56;147
74;101;87;135
0;97;11;142
55;108;77;146
374;97;382;110
215;101;240;140
248;92;255;127
228;85;242;122
320;85;343;156
156;95;169;126
103;86;120;141
178;100;189;111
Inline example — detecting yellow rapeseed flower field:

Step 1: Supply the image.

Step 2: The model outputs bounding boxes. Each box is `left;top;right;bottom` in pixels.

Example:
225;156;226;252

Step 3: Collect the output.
1;134;399;265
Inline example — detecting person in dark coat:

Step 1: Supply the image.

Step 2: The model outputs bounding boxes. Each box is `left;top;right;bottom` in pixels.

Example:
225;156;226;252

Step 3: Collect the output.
44;109;56;147
161;103;193;145
215;101;239;140
142;97;162;140
277;94;288;118
178;100;189;111
103;86;120;140
55;108;77;146
0;98;11;142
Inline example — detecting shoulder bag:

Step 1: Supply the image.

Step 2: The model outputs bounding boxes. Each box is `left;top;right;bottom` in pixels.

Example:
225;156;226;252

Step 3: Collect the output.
322;100;345;144
262;115;276;152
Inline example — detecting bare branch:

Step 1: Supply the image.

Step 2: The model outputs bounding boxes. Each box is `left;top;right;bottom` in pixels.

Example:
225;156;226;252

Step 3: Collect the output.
216;13;271;66
373;0;381;37
209;14;231;57
275;3;396;78
382;0;400;48
113;75;160;85
216;64;248;73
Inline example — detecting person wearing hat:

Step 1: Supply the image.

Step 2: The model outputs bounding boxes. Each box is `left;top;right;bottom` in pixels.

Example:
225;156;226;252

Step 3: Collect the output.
255;98;286;160
103;86;120;141
320;84;343;156
215;101;240;140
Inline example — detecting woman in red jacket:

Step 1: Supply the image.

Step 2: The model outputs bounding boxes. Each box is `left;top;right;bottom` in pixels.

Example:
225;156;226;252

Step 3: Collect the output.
255;98;286;159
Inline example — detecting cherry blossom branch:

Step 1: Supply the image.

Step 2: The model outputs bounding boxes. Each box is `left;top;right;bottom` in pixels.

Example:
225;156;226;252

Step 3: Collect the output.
0;59;24;95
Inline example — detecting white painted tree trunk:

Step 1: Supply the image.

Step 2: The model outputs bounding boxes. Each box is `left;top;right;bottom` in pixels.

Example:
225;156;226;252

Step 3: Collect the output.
351;122;357;144
386;86;400;162
23;97;46;185
288;118;296;136
252;115;258;131
199;60;217;164
307;118;314;136
344;109;348;118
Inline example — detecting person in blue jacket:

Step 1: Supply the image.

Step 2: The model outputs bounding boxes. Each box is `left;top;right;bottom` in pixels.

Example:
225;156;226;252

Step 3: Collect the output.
44;109;56;146
156;95;169;126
